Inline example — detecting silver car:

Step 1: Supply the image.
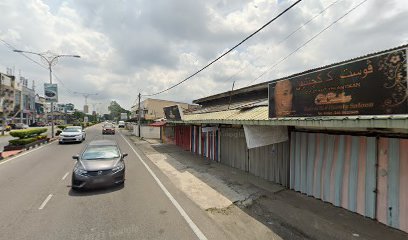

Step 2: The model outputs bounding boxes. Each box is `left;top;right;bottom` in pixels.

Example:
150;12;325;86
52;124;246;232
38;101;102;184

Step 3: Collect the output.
59;127;86;144
71;140;127;190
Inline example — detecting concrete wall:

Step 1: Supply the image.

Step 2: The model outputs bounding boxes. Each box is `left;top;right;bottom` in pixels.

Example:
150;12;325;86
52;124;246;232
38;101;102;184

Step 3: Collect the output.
133;125;161;139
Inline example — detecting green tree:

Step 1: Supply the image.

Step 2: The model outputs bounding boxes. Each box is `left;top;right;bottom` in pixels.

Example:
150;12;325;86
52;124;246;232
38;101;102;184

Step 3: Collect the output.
108;101;129;120
72;111;86;121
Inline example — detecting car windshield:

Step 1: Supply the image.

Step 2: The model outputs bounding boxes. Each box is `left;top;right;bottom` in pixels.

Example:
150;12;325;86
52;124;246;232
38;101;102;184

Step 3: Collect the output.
63;128;81;133
82;145;120;160
104;124;114;128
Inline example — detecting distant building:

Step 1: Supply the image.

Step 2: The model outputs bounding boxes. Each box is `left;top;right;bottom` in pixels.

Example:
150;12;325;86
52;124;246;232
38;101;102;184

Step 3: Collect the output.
83;104;89;114
131;98;197;120
0;73;15;118
35;94;46;123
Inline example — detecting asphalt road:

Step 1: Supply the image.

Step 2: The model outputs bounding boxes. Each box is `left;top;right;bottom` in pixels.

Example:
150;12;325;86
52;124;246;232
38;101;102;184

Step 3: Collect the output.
0;125;229;240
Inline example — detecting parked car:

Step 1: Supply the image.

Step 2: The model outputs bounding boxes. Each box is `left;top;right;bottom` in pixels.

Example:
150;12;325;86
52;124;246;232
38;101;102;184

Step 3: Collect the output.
71;140;127;190
102;124;115;135
0;125;12;131
118;121;125;128
59;127;86;144
29;122;46;127
14;123;29;129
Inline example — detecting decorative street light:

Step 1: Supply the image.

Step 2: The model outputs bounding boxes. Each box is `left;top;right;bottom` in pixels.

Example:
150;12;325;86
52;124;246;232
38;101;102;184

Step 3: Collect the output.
13;50;80;138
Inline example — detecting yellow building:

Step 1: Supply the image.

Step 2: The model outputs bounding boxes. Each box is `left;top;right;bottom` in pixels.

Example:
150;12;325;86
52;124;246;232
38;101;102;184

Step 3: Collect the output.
131;98;196;120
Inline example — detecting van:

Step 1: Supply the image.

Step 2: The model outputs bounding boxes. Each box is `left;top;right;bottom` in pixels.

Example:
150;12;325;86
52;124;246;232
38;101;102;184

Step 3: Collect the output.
118;121;125;128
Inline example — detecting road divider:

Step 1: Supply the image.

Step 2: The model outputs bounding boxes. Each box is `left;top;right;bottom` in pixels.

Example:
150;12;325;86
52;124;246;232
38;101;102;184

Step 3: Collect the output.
61;172;69;181
39;194;53;210
0;141;56;166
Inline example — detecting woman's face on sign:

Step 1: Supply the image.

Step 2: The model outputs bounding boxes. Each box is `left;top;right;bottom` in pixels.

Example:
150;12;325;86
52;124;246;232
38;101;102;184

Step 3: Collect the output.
274;80;293;116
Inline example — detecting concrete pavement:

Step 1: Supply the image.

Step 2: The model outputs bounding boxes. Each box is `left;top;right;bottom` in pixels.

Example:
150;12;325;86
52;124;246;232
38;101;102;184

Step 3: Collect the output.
128;135;408;240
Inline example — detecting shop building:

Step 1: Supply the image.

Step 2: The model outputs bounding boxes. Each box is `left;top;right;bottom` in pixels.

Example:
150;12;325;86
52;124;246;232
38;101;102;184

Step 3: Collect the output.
165;45;408;232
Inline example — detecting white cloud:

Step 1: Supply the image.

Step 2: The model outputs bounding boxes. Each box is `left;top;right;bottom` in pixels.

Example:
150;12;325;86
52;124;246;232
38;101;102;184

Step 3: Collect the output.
0;0;406;112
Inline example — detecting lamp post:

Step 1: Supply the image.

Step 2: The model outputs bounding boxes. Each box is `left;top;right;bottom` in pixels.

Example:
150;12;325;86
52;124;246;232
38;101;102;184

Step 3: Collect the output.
13;50;80;138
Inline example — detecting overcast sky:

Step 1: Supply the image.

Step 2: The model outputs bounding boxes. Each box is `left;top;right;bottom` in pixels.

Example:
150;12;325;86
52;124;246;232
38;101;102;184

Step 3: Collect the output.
0;0;406;113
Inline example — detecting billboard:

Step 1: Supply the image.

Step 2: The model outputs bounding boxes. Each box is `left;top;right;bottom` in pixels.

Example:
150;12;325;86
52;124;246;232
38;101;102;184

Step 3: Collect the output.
269;48;407;118
164;105;183;121
120;112;128;120
44;83;58;103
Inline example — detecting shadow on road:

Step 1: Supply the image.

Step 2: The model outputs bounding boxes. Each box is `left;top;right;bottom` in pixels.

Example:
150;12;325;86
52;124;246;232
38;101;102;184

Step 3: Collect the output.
67;184;125;197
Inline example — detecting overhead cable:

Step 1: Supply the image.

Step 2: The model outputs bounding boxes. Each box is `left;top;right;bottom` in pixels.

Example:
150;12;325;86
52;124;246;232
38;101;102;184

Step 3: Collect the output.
246;0;370;86
143;0;303;97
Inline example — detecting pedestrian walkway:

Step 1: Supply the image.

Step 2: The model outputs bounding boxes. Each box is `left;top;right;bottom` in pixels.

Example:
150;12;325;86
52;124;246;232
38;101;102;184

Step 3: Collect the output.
128;135;408;240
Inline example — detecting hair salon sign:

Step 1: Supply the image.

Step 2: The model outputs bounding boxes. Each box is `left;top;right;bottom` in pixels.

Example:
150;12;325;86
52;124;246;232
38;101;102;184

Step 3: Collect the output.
268;48;407;118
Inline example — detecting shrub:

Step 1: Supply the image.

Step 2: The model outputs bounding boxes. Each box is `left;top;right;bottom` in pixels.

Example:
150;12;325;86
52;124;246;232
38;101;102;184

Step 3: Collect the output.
9;137;38;146
57;125;68;130
10;128;47;139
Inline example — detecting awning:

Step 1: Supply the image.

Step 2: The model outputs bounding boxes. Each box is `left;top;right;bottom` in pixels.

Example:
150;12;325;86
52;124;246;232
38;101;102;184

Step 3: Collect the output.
149;121;167;127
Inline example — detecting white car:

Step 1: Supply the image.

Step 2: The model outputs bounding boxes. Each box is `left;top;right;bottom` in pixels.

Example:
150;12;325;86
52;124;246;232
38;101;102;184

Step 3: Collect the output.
118;121;125;128
59;127;86;144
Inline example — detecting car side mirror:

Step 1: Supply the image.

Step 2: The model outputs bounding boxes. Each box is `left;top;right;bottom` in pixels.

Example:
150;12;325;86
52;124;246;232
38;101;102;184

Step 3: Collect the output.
123;153;128;158
72;155;79;160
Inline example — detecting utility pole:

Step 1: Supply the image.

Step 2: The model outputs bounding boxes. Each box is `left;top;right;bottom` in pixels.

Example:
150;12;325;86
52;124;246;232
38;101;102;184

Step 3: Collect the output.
138;93;141;137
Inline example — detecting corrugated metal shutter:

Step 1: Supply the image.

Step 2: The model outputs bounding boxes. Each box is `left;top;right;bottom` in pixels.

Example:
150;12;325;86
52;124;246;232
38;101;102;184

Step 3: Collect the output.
248;142;290;187
220;128;248;171
290;132;377;219
377;137;408;233
175;126;191;151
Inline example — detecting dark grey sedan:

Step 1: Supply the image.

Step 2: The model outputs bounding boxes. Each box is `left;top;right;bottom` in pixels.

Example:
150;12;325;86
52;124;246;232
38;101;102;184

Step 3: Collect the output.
71;140;127;190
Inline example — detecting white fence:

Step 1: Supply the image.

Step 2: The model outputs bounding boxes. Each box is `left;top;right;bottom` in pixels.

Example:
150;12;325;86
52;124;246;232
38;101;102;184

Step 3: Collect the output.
133;124;161;139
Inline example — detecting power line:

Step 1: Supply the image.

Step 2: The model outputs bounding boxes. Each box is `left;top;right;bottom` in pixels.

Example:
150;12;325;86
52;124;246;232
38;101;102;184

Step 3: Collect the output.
224;0;343;89
143;0;303;97
0;38;79;95
0;39;47;70
246;0;369;86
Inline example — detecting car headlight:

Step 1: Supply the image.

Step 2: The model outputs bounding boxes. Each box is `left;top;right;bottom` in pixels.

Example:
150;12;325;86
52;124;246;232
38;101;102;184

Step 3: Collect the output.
112;161;125;173
74;164;87;176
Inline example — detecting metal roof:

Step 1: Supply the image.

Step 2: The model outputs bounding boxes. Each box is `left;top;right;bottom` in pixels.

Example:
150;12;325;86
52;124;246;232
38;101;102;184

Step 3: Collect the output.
172;106;408;129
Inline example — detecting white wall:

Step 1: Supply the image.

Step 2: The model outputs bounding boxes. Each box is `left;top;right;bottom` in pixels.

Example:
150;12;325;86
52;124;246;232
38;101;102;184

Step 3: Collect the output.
133;125;161;139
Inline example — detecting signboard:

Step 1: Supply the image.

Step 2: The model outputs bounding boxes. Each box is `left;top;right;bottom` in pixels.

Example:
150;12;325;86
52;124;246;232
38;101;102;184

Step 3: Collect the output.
84;116;88;123
44;83;58;103
269;48;407;118
120;112;128;120
164;105;183;121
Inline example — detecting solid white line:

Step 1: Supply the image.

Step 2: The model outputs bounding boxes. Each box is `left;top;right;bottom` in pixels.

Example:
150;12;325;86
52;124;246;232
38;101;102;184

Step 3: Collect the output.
0;141;56;166
61;172;69;181
120;133;208;240
38;194;53;210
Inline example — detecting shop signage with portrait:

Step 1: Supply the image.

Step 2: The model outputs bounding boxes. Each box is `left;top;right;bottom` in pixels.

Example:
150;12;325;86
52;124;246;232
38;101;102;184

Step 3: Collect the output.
269;48;407;118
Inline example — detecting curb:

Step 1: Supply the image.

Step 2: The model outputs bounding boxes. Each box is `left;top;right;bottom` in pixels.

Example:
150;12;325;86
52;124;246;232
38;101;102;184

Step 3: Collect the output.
0;137;58;161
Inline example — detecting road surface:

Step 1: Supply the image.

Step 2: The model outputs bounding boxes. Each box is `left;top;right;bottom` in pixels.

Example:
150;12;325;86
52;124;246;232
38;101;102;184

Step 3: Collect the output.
0;125;229;240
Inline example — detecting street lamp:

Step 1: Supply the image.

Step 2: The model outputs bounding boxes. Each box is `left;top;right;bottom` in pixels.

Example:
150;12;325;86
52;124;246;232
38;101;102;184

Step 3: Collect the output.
13;50;80;138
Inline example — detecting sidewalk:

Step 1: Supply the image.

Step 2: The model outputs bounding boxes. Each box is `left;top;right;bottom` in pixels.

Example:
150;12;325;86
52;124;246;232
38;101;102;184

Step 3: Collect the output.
128;135;408;240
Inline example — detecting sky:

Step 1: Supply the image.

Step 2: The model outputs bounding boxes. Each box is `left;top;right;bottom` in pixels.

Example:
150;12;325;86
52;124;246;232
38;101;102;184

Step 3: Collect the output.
0;0;407;113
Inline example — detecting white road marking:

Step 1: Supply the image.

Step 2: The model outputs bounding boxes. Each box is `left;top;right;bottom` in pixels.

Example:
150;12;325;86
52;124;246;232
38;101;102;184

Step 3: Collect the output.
39;194;53;210
120;133;208;240
61;172;69;181
0;141;56;166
